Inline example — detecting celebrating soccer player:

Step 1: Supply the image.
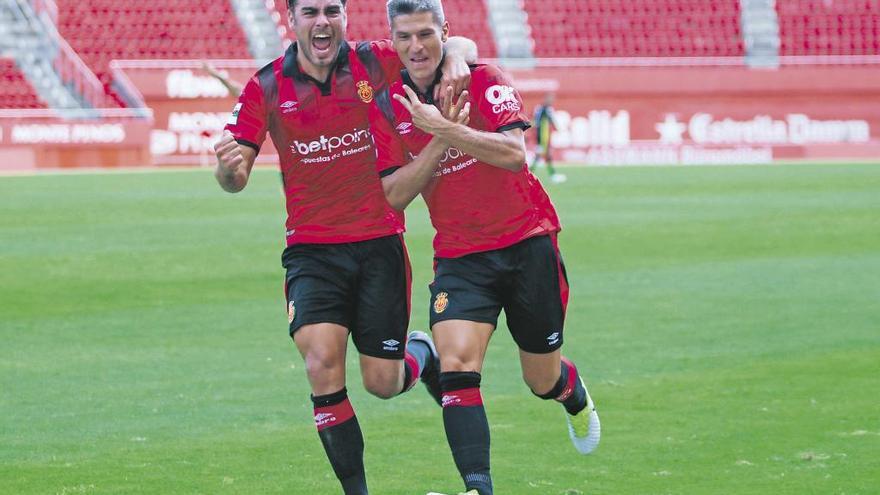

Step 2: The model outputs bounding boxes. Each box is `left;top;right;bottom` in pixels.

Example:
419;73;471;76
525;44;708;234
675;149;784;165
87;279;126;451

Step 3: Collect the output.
368;1;601;494
213;1;475;493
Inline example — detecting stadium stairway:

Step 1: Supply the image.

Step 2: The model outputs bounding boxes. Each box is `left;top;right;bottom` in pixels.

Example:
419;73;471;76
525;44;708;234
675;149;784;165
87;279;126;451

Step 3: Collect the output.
0;0;86;110
229;0;284;60
741;0;781;67
485;0;534;60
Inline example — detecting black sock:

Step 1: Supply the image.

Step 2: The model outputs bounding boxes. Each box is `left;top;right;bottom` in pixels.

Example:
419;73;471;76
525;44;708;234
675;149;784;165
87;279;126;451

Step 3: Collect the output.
312;388;367;495
440;372;492;495
534;357;587;415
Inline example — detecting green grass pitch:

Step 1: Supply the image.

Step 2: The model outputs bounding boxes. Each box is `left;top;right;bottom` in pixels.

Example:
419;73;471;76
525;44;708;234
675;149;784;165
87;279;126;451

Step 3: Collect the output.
1;163;878;494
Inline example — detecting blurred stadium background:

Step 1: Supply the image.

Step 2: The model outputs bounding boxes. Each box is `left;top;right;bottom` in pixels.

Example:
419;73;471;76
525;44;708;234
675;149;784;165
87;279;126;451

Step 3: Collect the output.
2;1;879;494
1;0;880;168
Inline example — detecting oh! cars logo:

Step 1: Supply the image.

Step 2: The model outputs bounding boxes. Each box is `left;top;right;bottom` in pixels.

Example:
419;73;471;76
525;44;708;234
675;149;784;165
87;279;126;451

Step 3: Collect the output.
485;84;521;114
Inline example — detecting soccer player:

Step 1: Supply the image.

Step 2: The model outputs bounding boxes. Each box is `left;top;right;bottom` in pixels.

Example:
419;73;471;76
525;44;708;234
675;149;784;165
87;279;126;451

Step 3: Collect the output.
368;1;601;494
213;1;475;493
529;92;566;183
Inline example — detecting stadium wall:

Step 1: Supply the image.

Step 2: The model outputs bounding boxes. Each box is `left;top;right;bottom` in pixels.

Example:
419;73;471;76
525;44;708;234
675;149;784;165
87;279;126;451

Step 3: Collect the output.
0;113;152;169
511;64;880;165
4;63;878;170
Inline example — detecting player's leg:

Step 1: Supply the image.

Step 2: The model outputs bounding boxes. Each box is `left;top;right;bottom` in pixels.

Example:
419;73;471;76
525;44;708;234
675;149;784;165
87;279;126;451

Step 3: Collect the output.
520;349;599;454
430;254;503;495
529;144;544;171
353;235;441;402
285;245;368;494
293;324;369;495
545;147;567;183
503;235;599;454
433;319;494;495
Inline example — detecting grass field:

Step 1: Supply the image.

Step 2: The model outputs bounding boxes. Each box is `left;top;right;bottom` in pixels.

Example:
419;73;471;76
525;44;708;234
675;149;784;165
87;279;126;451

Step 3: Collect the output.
1;163;878;495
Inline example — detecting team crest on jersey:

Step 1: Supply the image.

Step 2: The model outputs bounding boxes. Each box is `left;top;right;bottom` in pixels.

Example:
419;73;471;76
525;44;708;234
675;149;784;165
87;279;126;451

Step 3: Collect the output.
433;292;449;314
357;80;374;103
288;300;296;324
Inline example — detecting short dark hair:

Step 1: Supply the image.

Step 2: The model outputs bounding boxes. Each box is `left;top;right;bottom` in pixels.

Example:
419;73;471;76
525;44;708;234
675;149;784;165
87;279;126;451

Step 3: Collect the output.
386;0;445;27
288;0;348;9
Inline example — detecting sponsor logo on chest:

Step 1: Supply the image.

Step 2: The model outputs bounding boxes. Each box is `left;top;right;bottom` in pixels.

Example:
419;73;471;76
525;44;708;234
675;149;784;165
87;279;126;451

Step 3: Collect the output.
485;84;520;114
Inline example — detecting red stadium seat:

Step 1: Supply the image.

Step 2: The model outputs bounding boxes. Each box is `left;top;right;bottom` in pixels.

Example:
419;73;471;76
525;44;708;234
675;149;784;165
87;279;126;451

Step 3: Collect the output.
273;0;498;58
54;0;251;107
0;58;47;109
521;0;744;58
777;0;880;56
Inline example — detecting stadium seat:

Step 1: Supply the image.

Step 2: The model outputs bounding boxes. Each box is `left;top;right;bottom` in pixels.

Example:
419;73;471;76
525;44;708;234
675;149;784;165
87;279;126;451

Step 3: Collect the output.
777;0;880;56
521;0;744;58
0;58;47;109
54;0;252;107
272;0;498;58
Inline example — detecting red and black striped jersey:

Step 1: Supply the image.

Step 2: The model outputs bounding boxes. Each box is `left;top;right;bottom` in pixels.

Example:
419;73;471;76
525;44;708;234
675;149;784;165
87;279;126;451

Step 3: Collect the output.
225;41;405;246
370;64;561;258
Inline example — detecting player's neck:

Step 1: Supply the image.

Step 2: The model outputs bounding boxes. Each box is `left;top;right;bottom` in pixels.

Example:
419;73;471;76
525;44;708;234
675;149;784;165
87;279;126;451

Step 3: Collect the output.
297;53;333;85
411;74;434;96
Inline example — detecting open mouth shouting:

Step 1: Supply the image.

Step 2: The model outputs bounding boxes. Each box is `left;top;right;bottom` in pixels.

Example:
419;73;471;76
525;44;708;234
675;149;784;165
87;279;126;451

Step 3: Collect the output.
312;32;334;57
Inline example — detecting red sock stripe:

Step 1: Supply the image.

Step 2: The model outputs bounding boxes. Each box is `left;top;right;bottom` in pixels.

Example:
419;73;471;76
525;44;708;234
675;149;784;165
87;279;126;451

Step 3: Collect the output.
557;357;579;402
313;398;356;431
404;351;420;390
441;387;483;408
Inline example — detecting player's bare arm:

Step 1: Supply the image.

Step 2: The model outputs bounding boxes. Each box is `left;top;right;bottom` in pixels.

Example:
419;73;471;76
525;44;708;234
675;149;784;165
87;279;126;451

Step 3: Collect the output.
406;89;525;172
214;130;257;193
436;36;477;106
383;86;470;210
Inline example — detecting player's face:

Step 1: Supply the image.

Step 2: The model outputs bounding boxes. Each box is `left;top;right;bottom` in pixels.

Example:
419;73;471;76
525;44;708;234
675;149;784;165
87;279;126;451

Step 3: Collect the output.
391;12;448;89
289;0;347;70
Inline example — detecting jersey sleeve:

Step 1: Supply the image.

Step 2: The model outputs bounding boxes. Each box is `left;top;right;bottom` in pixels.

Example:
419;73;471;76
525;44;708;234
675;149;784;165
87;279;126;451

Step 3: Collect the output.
369;40;405;83
223;75;267;152
474;65;531;133
369;101;408;177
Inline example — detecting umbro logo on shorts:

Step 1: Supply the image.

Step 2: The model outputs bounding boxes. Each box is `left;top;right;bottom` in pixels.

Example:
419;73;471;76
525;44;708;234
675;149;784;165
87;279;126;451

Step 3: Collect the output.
547;332;560;346
382;339;400;351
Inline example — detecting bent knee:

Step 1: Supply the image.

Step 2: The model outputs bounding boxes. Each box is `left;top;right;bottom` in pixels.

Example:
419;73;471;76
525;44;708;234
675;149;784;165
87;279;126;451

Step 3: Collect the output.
523;370;558;396
303;352;343;382
362;375;399;399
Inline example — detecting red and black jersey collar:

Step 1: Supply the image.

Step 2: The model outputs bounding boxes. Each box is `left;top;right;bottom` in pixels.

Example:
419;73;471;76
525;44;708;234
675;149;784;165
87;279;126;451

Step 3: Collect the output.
400;67;443;105
282;41;351;89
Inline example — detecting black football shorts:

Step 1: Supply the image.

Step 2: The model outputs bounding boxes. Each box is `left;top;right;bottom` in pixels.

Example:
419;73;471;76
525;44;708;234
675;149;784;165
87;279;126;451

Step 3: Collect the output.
428;234;569;354
282;234;411;359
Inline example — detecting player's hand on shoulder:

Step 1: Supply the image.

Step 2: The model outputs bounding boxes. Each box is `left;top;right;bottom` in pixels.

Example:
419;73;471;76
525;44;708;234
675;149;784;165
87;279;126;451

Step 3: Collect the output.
436;51;471;108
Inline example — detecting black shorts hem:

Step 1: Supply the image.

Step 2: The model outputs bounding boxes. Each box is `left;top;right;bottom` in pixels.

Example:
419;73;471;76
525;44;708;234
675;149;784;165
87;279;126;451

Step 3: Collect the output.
355;347;406;360
516;340;564;354
430;314;499;328
289;318;350;337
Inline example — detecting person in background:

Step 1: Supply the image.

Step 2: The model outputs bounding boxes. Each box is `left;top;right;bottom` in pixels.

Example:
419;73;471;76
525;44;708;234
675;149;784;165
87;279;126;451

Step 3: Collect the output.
529;92;567;183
